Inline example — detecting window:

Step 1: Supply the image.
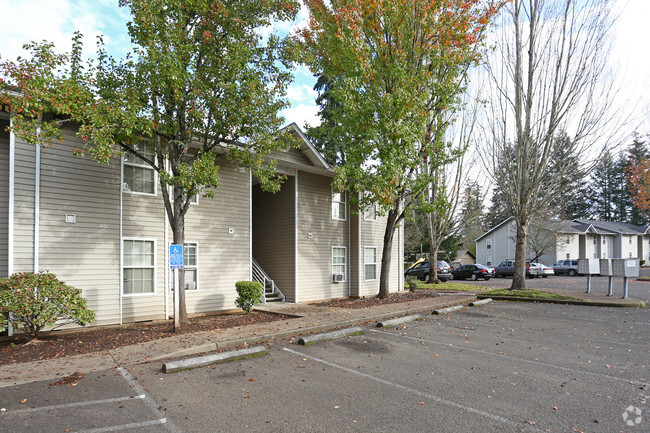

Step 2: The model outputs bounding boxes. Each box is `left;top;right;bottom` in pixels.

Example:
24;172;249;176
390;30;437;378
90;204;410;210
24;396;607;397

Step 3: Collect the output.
566;253;570;259
363;202;377;221
332;247;346;281
602;238;606;244
486;256;492;266
123;142;156;194
332;188;346;220
629;251;633;257
593;251;597;258
486;239;492;250
629;236;632;245
364;247;377;280
593;236;596;245
123;239;155;295
184;243;198;290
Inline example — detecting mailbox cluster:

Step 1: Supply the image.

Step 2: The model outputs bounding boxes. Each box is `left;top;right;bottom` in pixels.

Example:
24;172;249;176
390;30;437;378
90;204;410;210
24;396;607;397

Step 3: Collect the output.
577;258;639;299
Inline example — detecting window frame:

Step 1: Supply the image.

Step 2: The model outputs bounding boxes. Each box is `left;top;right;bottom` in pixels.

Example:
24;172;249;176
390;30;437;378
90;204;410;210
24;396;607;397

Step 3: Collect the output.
183;242;199;291
331;187;346;221
364;246;378;281
486;256;493;267
486;239;492;250
332;246;347;282
122;143;157;196
122;238;157;296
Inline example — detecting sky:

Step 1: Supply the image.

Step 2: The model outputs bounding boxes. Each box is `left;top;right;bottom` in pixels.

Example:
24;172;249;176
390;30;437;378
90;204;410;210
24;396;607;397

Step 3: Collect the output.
1;0;648;136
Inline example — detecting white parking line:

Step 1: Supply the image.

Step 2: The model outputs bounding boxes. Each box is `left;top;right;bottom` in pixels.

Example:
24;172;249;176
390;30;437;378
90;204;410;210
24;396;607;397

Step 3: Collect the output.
117;367;183;433
283;347;547;433
380;330;650;387
73;419;167;433
0;395;145;415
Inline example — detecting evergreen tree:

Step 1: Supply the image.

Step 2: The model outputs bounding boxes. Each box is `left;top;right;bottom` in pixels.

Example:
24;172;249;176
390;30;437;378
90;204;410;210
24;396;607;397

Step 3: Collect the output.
458;181;485;253
591;149;622;221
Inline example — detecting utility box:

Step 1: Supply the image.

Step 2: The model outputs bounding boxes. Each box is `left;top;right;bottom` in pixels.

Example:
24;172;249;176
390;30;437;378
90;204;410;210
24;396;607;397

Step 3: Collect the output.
578;258;600;275
611;258;640;278
599;258;613;276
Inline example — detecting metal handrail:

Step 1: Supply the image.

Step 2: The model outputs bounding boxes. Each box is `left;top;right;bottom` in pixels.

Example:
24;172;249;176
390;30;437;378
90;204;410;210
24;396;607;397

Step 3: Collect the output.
252;258;285;303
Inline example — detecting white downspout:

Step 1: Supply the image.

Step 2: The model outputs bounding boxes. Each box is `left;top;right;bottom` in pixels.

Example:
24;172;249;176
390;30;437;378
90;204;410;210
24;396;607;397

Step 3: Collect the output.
164;159;170;319
250;170;253;282
357;199;361;295
7;117;15;336
294;171;298;303
119;157;124;325
33;120;41;273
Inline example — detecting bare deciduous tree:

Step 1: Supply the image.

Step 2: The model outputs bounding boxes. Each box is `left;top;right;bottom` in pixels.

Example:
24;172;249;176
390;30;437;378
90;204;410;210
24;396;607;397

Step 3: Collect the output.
482;0;619;289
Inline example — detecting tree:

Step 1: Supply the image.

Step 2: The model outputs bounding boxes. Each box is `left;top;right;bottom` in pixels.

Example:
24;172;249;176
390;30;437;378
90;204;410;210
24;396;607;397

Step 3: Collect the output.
307;75;348;166
422;102;481;283
458;181;486;256
299;0;502;297
591;149;625;221
0;0;299;327
482;0;617;290
626;133;650;218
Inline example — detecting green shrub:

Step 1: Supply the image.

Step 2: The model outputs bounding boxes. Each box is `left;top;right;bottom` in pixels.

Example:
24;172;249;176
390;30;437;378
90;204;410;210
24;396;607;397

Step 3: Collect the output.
0;272;95;337
640;260;646;266
234;281;263;314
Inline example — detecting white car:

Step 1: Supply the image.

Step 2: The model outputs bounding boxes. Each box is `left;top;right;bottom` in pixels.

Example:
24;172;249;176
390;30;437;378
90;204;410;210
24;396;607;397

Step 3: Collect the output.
531;262;554;277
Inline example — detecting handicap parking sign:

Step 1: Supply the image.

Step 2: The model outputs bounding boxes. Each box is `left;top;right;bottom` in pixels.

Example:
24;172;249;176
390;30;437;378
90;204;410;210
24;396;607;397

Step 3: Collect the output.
170;244;183;269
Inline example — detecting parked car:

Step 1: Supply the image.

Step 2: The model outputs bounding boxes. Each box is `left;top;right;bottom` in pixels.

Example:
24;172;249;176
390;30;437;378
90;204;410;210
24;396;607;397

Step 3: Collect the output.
450;264;495;281
494;260;540;278
553;259;579;276
404;260;451;282
531;262;554;277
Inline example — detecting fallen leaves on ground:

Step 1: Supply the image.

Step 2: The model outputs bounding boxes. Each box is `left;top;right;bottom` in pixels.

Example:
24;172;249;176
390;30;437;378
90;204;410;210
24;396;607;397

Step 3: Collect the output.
317;290;440;309
0;311;292;365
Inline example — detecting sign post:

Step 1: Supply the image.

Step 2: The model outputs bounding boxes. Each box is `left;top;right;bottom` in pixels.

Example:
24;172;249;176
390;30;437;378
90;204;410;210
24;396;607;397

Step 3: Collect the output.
169;244;184;330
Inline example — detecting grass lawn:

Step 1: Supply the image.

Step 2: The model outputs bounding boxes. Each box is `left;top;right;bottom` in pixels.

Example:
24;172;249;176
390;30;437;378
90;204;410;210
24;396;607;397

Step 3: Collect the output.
415;281;479;291
480;288;579;301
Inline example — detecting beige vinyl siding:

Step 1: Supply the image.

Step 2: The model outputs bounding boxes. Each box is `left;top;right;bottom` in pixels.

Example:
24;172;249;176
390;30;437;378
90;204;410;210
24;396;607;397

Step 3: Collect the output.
297;171;348;302
252;176;295;301
358;210;387;297
37;129;122;326
184;160;251;313
122;155;166;322
12;138;36;273
269;147;313;166
349;204;360;297
0;120;9;277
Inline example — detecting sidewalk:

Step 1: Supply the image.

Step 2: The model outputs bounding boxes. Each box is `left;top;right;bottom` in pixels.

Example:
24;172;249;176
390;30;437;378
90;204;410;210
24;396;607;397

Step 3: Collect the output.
0;290;644;387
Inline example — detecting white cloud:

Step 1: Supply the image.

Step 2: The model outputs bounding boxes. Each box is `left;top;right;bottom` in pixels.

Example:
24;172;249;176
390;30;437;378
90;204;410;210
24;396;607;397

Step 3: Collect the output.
281;103;320;129
286;83;317;103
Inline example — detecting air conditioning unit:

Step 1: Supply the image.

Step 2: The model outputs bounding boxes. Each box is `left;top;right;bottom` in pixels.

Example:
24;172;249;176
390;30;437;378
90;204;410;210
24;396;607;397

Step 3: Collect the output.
185;281;196;290
332;273;345;283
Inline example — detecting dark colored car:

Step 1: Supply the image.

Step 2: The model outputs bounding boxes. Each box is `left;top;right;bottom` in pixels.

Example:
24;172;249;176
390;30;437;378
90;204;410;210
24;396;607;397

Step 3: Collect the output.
404;260;451;282
494;260;540;278
450;264;495;281
553;259;579;276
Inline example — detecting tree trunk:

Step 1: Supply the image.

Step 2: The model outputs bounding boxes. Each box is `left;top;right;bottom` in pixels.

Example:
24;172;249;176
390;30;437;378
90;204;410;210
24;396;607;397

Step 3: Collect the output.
378;207;399;299
171;200;189;327
511;219;528;290
426;215;439;283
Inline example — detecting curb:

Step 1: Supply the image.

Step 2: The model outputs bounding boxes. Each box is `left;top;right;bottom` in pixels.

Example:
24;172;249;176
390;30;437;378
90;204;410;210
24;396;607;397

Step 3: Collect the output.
432;305;465;315
476;294;646;308
162;346;267;373
297;326;363;345
376;314;422;328
469;298;493;306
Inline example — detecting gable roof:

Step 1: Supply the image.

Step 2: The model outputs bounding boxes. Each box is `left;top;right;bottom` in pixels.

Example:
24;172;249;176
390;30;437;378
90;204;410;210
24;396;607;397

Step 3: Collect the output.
282;123;332;171
474;217;514;241
572;219;650;235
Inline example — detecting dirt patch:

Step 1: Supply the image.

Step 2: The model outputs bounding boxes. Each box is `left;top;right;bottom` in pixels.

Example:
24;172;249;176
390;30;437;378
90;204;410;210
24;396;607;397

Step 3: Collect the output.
0;311;292;365
317;289;440;309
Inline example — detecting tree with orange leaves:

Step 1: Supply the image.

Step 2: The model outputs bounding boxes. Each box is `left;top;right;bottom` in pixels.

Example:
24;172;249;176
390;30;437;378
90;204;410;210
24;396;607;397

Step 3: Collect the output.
298;0;502;297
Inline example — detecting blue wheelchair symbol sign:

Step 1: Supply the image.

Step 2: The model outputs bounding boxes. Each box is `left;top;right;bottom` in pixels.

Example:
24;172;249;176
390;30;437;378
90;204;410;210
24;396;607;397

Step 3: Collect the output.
170;244;184;269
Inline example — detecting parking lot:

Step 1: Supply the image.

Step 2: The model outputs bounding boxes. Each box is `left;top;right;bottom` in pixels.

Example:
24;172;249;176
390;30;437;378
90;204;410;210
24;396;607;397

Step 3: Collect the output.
3;298;646;432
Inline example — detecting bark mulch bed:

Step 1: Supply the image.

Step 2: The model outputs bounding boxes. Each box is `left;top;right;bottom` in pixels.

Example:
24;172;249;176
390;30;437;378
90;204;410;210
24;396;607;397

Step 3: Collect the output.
0;289;444;365
317;289;440;309
0;311;292;366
